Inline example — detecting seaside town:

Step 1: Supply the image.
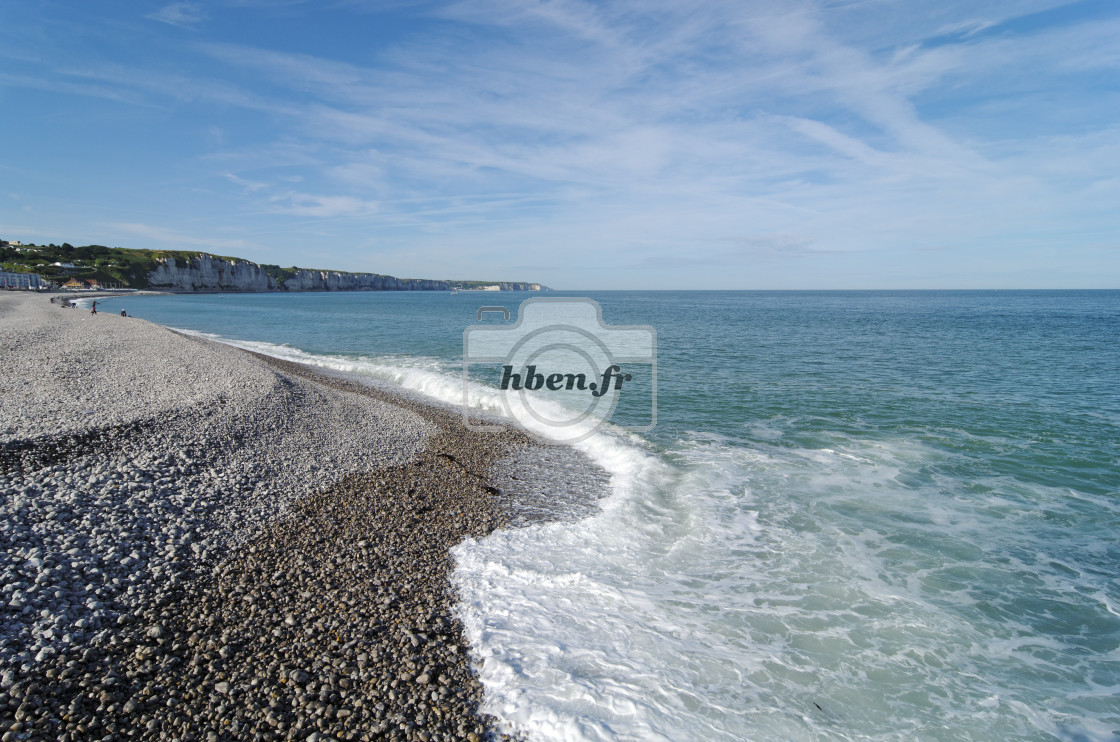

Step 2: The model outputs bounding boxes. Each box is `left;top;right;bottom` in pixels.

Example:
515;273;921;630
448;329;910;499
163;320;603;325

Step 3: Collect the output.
1;241;121;292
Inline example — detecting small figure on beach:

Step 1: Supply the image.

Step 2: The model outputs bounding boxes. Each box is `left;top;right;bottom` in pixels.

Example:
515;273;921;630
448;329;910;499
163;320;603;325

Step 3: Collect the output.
91;301;97;315
120;309;127;317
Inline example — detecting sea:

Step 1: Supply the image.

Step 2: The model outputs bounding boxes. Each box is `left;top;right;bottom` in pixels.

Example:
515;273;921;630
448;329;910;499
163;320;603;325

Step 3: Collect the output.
104;289;1120;742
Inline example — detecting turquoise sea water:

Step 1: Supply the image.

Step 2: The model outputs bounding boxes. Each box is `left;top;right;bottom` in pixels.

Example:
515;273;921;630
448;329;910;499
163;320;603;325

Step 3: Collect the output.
111;290;1120;741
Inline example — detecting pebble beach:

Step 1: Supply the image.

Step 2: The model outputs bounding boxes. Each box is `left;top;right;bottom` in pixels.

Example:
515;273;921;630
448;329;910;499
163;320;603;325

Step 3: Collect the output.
0;292;547;741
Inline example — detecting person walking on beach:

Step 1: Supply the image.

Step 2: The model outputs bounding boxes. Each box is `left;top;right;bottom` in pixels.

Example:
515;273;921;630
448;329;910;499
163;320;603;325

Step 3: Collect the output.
91;300;97;315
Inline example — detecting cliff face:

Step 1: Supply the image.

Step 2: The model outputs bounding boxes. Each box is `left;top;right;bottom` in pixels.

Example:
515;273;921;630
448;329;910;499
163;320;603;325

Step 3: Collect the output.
146;255;544;293
148;256;275;292
280;269;450;292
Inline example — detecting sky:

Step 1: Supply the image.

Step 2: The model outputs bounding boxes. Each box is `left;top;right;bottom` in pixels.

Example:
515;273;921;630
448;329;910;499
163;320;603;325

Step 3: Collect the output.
1;0;1118;289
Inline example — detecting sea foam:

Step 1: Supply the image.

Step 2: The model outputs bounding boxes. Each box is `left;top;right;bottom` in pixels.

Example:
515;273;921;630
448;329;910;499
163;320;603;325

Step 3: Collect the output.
160;316;1119;742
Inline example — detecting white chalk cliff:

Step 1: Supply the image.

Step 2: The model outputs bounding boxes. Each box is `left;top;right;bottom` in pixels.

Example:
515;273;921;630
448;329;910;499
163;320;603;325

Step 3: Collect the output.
147;256;274;292
147;255;543;292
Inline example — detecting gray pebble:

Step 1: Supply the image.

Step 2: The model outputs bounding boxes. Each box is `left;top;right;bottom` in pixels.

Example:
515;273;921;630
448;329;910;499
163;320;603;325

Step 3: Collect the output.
0;293;603;742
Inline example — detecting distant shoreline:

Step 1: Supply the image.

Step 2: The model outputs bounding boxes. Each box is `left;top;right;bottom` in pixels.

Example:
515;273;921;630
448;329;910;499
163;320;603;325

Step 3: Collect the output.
44;287;544;299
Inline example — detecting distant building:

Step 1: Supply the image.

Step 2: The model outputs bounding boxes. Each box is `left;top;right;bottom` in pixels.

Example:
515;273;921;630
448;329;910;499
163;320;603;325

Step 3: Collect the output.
0;271;45;289
63;277;100;290
52;261;77;268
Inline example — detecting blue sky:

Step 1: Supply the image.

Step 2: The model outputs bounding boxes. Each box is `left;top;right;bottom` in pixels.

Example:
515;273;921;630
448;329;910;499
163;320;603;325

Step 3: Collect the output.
2;0;1118;289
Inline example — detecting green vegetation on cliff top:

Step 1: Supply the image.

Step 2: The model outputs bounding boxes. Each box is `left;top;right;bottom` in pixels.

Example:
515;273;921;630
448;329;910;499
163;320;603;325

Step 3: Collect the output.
0;243;225;289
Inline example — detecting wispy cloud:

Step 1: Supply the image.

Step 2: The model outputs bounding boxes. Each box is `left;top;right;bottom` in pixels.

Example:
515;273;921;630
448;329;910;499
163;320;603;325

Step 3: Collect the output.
146;2;207;28
223;172;269;191
0;71;152;107
4;0;1119;287
268;193;381;218
105;223;262;253
56;61;296;114
933;18;999;39
187;2;1117;281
